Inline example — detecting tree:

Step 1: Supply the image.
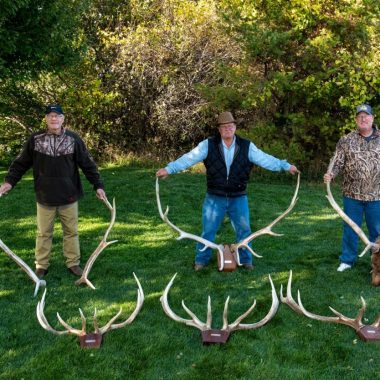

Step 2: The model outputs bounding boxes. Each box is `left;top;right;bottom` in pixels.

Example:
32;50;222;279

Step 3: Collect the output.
213;0;380;174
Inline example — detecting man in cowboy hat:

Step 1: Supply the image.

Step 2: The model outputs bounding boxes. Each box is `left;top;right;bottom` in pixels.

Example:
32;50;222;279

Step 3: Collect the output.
0;104;106;278
156;111;298;270
324;104;380;279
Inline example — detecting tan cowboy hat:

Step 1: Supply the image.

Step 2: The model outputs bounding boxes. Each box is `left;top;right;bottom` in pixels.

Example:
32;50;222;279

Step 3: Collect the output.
217;111;236;125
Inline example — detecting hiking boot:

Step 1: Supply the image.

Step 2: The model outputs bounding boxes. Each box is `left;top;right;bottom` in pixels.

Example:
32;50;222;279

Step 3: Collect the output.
194;263;205;271
242;263;254;271
35;268;48;278
68;265;83;276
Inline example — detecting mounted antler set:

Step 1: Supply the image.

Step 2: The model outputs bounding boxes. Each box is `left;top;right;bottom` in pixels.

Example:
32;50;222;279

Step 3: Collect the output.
156;173;300;271
161;274;279;344
37;273;144;348
0;197;117;296
281;271;380;342
326;154;380;285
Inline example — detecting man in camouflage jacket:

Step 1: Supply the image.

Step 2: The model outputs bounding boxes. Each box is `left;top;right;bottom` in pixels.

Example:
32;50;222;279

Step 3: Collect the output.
324;104;380;282
0;104;107;279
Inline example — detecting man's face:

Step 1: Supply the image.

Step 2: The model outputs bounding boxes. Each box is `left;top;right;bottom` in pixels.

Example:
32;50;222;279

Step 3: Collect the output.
45;112;64;133
355;112;374;132
218;122;236;140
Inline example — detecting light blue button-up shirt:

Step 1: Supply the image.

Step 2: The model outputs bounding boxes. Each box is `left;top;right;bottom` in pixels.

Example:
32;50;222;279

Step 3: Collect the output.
166;137;291;175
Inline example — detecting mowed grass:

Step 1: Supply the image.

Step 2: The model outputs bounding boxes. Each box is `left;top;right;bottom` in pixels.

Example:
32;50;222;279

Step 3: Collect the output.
0;165;378;380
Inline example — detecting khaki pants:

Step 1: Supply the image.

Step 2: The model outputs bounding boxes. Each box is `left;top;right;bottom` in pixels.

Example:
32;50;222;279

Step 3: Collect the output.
35;202;80;270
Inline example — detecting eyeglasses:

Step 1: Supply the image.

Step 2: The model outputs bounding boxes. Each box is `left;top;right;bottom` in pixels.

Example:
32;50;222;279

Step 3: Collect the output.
46;114;63;119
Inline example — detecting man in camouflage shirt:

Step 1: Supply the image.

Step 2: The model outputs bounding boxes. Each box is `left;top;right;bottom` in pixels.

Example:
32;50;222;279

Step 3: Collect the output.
324;104;380;277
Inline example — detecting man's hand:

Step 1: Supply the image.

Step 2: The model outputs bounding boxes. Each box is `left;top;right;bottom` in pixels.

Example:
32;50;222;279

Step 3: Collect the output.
323;173;333;183
288;165;299;175
156;168;169;178
0;183;12;196
96;188;106;200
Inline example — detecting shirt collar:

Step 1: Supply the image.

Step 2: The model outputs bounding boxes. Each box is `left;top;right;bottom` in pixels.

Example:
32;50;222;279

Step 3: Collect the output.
221;136;236;149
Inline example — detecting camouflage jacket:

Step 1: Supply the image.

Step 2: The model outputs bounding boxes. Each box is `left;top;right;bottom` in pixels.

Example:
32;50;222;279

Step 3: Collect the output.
329;127;380;201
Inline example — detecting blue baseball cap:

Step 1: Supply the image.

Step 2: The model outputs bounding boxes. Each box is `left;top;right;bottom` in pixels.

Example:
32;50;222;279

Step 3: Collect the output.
45;104;64;115
356;104;373;116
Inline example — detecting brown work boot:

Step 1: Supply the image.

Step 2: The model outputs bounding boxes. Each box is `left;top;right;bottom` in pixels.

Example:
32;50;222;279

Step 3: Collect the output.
35;268;48;278
194;263;205;271
68;265;83;276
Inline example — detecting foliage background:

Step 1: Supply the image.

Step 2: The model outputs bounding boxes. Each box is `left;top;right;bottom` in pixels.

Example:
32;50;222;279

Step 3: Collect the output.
0;0;380;176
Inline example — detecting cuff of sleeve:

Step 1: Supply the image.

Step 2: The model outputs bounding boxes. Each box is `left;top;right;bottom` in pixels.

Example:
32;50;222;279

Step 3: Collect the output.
5;177;16;187
281;161;291;171
165;166;174;175
93;184;104;191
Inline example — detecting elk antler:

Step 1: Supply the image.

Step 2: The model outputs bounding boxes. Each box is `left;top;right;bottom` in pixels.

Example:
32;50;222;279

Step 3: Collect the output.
326;153;379;257
281;271;380;340
37;273;144;346
156;178;226;270
160;273;279;338
0;239;46;297
232;171;300;259
75;197;118;289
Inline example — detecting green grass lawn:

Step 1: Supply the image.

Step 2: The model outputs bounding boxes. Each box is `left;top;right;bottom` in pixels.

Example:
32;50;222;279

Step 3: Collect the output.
0;165;378;380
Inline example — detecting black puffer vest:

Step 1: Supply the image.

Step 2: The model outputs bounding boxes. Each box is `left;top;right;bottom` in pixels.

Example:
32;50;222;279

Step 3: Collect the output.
204;135;253;197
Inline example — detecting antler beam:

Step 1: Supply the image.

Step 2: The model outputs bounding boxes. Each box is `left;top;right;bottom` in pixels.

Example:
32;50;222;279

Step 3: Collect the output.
75;197;118;289
326;154;379;257
156;178;226;270
281;271;380;341
0;239;46;297
232;172;300;259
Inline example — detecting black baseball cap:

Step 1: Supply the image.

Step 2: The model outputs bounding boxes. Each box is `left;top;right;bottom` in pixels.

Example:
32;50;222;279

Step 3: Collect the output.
45;104;64;115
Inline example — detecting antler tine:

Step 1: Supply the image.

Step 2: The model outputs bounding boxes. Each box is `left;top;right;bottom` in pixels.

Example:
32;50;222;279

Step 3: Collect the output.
206;296;212;329
160;273;207;331
36;289;69;335
233;172;300;260
326;154;379;257
372;315;380;328
75;196;118;289
56;311;86;336
326;297;366;331
222;296;231;330
156;178;226;271
98;308;123;334
181;300;208;330
280;270;304;314
99;272;145;333
227;275;278;331
0;239;46;297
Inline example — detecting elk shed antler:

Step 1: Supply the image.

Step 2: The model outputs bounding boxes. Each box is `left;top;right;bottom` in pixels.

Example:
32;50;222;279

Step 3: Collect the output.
281;271;380;342
160;273;279;344
231;171;300;259
156;173;300;271
326;153;380;257
75;197;118;289
0;239;46;297
37;273;144;348
156;178;226;270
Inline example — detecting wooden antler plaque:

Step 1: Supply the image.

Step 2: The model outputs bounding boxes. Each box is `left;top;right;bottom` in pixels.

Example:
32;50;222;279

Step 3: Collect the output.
217;245;237;272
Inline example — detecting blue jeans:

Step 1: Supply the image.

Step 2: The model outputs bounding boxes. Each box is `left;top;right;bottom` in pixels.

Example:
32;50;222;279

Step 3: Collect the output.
340;196;380;265
195;193;252;265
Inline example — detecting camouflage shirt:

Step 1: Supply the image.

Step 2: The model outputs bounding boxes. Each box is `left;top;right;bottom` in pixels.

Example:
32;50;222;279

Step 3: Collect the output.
330;127;380;201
